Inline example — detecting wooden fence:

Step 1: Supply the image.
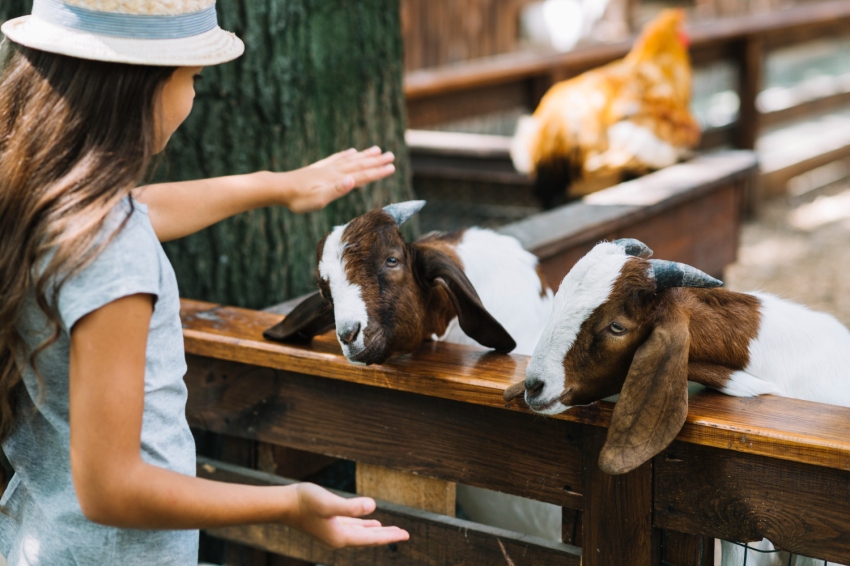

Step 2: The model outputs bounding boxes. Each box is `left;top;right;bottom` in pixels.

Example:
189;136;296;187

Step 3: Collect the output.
183;299;850;565
404;0;850;166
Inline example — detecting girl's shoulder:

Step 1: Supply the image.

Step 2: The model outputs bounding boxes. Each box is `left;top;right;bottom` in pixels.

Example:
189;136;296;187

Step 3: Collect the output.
56;196;164;331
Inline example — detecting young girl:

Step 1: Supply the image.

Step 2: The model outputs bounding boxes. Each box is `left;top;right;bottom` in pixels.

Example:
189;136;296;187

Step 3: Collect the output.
0;2;408;564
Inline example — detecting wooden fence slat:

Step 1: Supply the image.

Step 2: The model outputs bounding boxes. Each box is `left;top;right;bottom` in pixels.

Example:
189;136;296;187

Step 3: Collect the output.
198;457;582;566
582;426;657;566
185;356;585;509
655;442;850;563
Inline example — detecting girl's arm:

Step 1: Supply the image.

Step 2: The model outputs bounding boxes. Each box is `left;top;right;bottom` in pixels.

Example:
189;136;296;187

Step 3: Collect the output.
69;293;409;547
134;147;395;242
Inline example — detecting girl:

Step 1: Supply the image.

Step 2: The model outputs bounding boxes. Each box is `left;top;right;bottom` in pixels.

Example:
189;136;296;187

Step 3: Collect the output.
0;1;409;564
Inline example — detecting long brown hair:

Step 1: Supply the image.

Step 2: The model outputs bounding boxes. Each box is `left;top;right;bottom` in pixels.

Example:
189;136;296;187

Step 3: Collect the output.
0;43;176;442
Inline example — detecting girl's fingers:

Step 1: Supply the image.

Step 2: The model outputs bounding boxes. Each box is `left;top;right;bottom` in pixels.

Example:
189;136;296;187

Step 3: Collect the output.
321;495;377;518
341;526;410;547
336;517;383;528
349;164;395;187
341;152;394;173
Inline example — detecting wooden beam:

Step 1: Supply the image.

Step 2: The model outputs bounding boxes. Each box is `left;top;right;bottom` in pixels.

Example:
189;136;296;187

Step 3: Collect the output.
655;442;850;563
356;463;456;517
181;302;850;474
403;0;850;118
734;37;764;150
198;457;582;566
581;426;657;566
185;356;584;509
498;151;754;281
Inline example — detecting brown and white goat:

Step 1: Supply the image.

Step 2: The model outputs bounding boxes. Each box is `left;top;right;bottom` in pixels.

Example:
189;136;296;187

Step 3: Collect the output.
510;238;850;473
506;238;850;564
265;201;562;541
264;200;554;363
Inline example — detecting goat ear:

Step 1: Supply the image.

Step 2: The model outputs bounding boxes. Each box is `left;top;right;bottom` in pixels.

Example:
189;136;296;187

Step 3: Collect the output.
263;291;335;343
598;310;690;475
413;244;516;353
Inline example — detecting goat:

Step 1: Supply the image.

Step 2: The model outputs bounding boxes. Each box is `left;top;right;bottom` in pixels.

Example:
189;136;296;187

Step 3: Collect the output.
505;238;850;565
264;200;563;540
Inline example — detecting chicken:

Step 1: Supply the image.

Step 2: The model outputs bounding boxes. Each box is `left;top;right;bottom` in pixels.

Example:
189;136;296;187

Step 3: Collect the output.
511;9;701;209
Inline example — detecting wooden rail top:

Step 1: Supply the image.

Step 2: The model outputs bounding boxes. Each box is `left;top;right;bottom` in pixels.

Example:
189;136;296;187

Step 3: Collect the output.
404;0;850;99
182;299;850;472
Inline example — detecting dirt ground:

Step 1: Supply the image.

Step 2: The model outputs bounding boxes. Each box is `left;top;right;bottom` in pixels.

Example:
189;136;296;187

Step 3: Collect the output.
725;176;850;328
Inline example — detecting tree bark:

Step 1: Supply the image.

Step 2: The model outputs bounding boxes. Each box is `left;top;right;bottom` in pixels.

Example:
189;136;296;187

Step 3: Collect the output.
2;0;414;308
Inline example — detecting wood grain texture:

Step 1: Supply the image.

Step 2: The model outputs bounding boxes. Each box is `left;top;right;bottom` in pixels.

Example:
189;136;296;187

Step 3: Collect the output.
198;457;582;566
655;442;850;563
181;302;850;473
582;426;656;566
659;530;714;566
185;356;584;508
403;0;850;100
356;464;456;516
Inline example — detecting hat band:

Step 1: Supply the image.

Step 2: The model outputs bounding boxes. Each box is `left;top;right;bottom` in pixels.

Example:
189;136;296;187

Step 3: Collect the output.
31;0;218;40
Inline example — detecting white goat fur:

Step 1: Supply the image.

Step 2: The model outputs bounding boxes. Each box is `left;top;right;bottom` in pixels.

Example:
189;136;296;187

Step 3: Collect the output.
318;224;369;361
439;228;562;542
321;222;562;541
530;241;850;564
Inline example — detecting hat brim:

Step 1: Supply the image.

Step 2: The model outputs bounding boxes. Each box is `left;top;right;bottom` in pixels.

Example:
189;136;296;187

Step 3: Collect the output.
1;15;244;66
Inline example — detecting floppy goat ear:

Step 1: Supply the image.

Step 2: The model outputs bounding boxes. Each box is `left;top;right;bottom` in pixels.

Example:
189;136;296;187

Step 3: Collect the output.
599;308;690;475
263;291;335;343
413;244;517;353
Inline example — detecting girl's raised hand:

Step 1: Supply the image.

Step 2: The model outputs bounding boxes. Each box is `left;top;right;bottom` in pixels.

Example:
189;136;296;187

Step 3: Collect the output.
290;483;410;549
281;146;396;213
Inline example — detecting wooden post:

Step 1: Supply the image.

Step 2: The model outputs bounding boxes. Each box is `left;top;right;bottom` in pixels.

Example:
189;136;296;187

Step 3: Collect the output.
734;37;765;151
356;463;456;516
582;425;657;566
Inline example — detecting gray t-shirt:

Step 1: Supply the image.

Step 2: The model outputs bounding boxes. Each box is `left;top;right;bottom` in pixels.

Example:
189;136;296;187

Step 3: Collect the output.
0;198;197;565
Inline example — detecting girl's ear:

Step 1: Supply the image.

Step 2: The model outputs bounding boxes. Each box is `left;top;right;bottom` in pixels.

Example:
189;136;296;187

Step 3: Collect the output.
412;243;516;354
598;309;690;475
263;291;335;343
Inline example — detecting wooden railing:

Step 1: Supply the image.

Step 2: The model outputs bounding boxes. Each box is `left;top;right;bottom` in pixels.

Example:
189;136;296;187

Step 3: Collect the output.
404;0;850;157
183;299;850;566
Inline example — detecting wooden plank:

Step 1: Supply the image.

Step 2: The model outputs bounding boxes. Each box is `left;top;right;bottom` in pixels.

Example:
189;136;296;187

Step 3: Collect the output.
184;356;584;509
407;81;529;129
181;303;850;473
534;177;743;284
733;38;763;150
761;90;850;129
498;151;754;280
356;463;456;516
198;457;582;566
655;441;850;563
760;111;850;197
403;1;850;101
561;508;583;547
659;530;715;566
582;425;656;566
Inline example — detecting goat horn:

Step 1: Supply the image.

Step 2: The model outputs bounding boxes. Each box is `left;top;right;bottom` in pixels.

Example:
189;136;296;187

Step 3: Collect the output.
613;238;653;258
649;260;723;290
383;200;426;226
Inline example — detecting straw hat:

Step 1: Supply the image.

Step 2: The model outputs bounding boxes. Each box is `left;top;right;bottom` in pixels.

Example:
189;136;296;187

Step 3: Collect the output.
1;0;244;66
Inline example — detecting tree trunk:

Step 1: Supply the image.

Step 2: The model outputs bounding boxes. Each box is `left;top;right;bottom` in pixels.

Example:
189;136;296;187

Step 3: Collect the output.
163;0;413;308
2;0;414;309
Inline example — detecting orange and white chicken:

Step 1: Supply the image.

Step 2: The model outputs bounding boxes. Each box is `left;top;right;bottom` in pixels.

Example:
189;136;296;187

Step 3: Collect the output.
511;9;701;208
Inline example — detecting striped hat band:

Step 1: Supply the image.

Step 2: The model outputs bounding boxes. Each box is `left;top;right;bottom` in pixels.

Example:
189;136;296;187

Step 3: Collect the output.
31;0;218;40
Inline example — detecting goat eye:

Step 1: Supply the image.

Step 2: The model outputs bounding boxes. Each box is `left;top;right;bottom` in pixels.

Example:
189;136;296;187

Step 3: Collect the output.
386;257;399;267
609;322;626;335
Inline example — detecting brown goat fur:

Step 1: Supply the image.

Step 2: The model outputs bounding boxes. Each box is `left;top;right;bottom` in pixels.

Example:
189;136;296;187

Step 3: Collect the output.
266;209;515;365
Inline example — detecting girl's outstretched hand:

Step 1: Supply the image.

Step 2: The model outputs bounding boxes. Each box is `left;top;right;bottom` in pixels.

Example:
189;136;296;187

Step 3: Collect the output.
290;483;409;549
282;146;396;213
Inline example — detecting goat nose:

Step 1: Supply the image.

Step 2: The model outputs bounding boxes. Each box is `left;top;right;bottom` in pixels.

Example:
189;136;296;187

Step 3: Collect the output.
338;322;361;345
525;378;545;399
